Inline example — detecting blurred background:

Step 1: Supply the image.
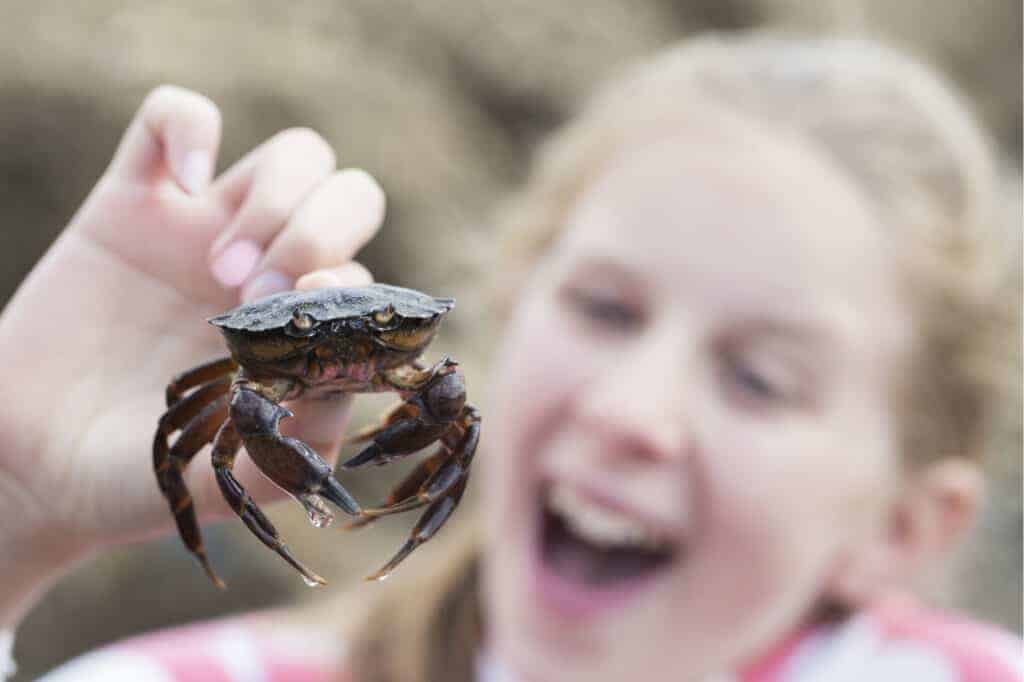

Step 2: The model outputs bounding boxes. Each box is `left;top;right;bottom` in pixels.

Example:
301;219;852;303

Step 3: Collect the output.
1;1;1019;678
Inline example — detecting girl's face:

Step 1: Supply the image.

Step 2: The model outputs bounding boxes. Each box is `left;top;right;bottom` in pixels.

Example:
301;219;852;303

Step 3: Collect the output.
482;116;915;681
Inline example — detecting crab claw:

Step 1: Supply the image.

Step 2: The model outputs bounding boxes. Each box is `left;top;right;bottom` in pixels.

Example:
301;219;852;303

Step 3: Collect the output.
341;419;450;468
321;475;361;516
342;443;384;469
230;389;293;435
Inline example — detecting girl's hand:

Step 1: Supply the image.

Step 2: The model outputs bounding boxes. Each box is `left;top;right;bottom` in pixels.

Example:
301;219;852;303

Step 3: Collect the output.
0;86;386;599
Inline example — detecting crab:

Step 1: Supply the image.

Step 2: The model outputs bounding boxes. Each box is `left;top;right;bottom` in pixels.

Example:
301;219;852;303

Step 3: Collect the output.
153;283;480;588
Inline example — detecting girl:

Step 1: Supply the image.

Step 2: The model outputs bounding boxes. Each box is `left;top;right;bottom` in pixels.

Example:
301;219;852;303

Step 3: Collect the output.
2;34;1020;682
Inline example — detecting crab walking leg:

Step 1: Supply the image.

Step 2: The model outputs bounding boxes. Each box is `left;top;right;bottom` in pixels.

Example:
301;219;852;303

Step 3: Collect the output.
156;377;232;443
340;448;449;531
153;392;231;588
358;407;481;519
210;420;327;588
361;408;480;581
165;356;237;407
368;409;479;516
365;478;469;582
153;377;231;484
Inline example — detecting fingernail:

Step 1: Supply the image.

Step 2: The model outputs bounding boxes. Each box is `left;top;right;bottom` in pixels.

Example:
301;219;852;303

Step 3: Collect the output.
211;240;262;288
242;269;293;302
178;150;212;195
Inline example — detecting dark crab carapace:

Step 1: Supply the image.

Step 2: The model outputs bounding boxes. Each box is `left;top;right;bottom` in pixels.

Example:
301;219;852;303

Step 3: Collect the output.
153;284;480;587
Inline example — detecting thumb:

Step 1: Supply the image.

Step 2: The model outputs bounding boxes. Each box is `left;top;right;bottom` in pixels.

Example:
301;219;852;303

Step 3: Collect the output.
107;85;221;195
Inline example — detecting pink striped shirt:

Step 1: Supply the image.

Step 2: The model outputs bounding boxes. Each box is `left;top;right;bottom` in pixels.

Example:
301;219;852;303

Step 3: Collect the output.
39;600;1022;681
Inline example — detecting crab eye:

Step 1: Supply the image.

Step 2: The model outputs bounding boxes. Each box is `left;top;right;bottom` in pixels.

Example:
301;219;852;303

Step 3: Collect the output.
374;306;395;325
292;310;314;331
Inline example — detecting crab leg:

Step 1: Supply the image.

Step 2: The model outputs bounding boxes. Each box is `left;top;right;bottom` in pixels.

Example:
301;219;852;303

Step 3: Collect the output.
365;478;469;583
153;385;231;588
342;367;467;469
156;377;232;439
210;420;327;587
340;447;449;531
341;401;419;446
357;409;480;520
341;419;451;468
165;356;237;407
363;410;479;582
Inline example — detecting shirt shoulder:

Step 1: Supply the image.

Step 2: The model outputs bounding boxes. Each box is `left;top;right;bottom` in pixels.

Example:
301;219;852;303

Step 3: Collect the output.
741;599;1022;682
38;612;353;682
862;600;1023;682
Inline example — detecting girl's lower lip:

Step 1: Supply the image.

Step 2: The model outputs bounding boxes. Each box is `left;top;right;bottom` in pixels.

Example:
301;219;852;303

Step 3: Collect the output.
527;510;670;620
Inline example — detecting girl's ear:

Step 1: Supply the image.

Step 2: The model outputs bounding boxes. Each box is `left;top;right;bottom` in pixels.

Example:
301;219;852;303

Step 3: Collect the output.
825;458;984;608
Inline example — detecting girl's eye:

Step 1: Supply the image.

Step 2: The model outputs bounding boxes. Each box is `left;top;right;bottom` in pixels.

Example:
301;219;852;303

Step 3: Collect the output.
721;354;790;407
732;362;778;399
563;287;643;332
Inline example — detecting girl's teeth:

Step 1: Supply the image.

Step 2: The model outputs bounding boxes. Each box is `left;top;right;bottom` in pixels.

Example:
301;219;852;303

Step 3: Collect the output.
547;483;672;551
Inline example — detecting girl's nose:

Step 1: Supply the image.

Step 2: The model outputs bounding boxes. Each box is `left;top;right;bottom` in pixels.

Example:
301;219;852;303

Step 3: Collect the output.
575;337;692;463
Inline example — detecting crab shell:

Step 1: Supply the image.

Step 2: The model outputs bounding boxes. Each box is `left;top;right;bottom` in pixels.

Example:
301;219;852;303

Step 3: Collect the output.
207;283;455;332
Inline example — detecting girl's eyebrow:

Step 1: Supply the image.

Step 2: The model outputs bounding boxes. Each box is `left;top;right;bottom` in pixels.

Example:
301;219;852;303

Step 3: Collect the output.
562;254;649;292
567;253;630;276
721;316;838;351
563;249;845;351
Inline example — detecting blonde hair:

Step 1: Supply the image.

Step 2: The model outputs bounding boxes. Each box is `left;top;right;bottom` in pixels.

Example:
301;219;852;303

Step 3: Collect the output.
348;33;1017;681
499;33;1015;468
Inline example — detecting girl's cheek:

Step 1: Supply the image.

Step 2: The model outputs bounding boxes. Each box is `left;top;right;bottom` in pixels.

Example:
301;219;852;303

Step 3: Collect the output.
702;419;866;577
491;296;597;446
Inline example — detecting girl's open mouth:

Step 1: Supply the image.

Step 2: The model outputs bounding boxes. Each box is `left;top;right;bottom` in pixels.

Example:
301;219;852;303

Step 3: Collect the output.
533;481;681;618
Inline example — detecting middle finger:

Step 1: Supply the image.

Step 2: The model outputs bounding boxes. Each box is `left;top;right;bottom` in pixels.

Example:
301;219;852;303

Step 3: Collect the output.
243;168;385;302
208;128;336;289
